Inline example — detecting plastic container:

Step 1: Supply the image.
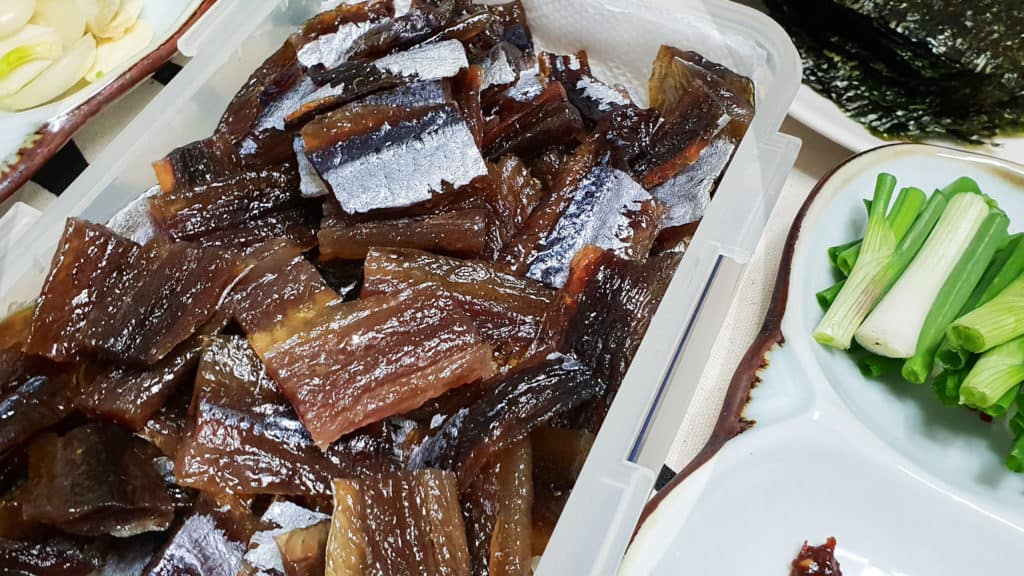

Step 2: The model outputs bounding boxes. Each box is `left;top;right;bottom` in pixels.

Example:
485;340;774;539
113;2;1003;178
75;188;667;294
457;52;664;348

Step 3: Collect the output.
0;1;801;573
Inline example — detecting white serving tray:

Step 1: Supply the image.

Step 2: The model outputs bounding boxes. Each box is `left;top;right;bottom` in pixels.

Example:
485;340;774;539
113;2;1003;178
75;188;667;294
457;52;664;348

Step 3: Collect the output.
0;1;802;573
626;144;1024;575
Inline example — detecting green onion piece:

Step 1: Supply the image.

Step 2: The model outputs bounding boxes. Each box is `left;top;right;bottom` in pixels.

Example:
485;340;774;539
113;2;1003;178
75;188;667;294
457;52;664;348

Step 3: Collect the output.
948;275;1024;353
836;187;926;276
1006;434;1024;474
981;385;1019;418
932;370;967;406
935;340;972;372
1010;411;1024;437
933;234;1024;371
937;177;981;197
816;280;845;311
960;336;1024;409
813;174;901;349
828;240;860;274
0;42;61;79
858;354;902;378
903;210;1009;383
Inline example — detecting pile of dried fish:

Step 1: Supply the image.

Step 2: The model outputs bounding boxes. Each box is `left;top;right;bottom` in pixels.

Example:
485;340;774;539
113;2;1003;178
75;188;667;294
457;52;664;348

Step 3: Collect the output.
765;0;1024;143
0;0;754;573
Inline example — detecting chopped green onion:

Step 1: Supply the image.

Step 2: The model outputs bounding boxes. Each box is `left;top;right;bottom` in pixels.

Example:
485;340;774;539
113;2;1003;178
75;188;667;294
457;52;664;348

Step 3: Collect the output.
828;240;860;274
856;192;990;358
902;209;1009;383
836;187;926;276
816;280;845;311
960;336;1024;410
935;234;1024;371
932;370;968;406
948;275;1024;353
1010;411;1024;437
1006;435;1024;473
857;354;902;378
981;385;1019;418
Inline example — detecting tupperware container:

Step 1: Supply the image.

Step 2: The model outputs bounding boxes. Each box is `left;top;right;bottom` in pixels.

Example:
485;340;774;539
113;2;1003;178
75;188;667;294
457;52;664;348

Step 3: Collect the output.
0;1;801;573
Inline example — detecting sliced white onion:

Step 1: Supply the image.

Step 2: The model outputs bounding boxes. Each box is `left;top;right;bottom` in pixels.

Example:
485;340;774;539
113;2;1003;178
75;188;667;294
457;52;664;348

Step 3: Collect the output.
85;18;150;82
85;0;121;39
104;0;142;39
0;33;96;111
0;0;35;39
31;0;87;49
0;58;50;97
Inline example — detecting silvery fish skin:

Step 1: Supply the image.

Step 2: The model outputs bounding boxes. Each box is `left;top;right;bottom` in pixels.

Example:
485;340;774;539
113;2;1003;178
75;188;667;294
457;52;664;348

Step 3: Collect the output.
480;44;519;91
290;40;467;125
373;38;468;78
297;20;376;70
258;76;317;133
359;78;450;108
105;185;161;244
243;501;329;575
651;136;735;229
527;166;657;288
308;105;488;214
294;136;329;198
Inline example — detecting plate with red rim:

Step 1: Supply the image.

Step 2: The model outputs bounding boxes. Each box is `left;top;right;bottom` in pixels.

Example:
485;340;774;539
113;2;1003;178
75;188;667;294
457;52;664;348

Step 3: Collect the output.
622;143;1024;575
0;0;216;206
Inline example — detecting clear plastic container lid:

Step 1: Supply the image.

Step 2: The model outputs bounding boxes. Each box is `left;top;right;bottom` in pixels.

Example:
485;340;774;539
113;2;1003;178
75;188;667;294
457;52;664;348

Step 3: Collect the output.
0;1;802;573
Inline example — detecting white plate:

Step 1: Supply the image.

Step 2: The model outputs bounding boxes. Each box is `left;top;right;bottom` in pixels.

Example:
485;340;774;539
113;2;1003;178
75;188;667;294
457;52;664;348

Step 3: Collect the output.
791;85;1024;162
623;144;1024;575
0;0;204;170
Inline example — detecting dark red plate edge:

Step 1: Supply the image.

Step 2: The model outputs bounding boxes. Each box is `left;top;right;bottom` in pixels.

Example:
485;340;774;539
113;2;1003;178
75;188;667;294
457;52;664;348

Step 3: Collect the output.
0;0;218;206
633;143;916;534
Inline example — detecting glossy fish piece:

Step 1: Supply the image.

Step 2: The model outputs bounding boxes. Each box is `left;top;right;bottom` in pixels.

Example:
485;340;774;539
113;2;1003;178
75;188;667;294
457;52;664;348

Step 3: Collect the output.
556;248;681;431
478;43;520;93
302;103;487;215
648;45;754;140
289;40;468;127
192;202;321;252
539;51;631;126
250;286;495;448
218;41;299;144
144;494;259;576
324;470;472;576
80;239;240;366
482;82;584;159
21;423;174;537
479;155;545;258
275;521;330;576
344;1;464;61
149;163;300;243
453;65;485;146
222;239;333;334
410;354;603;489
152;134;244;193
139;385;190;458
499;147;666;288
295;135;329;198
462;440;533;576
318;209;490;261
242;501;330;576
651;133;735;231
0;537;102;576
26;219;139;362
175;336;398;496
76;338;202;431
107;186;162;245
0;354;74;455
524;146;572;191
486;1;533;54
529;426;593;553
0;307;32;352
293;0;394;70
361;248;555;363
